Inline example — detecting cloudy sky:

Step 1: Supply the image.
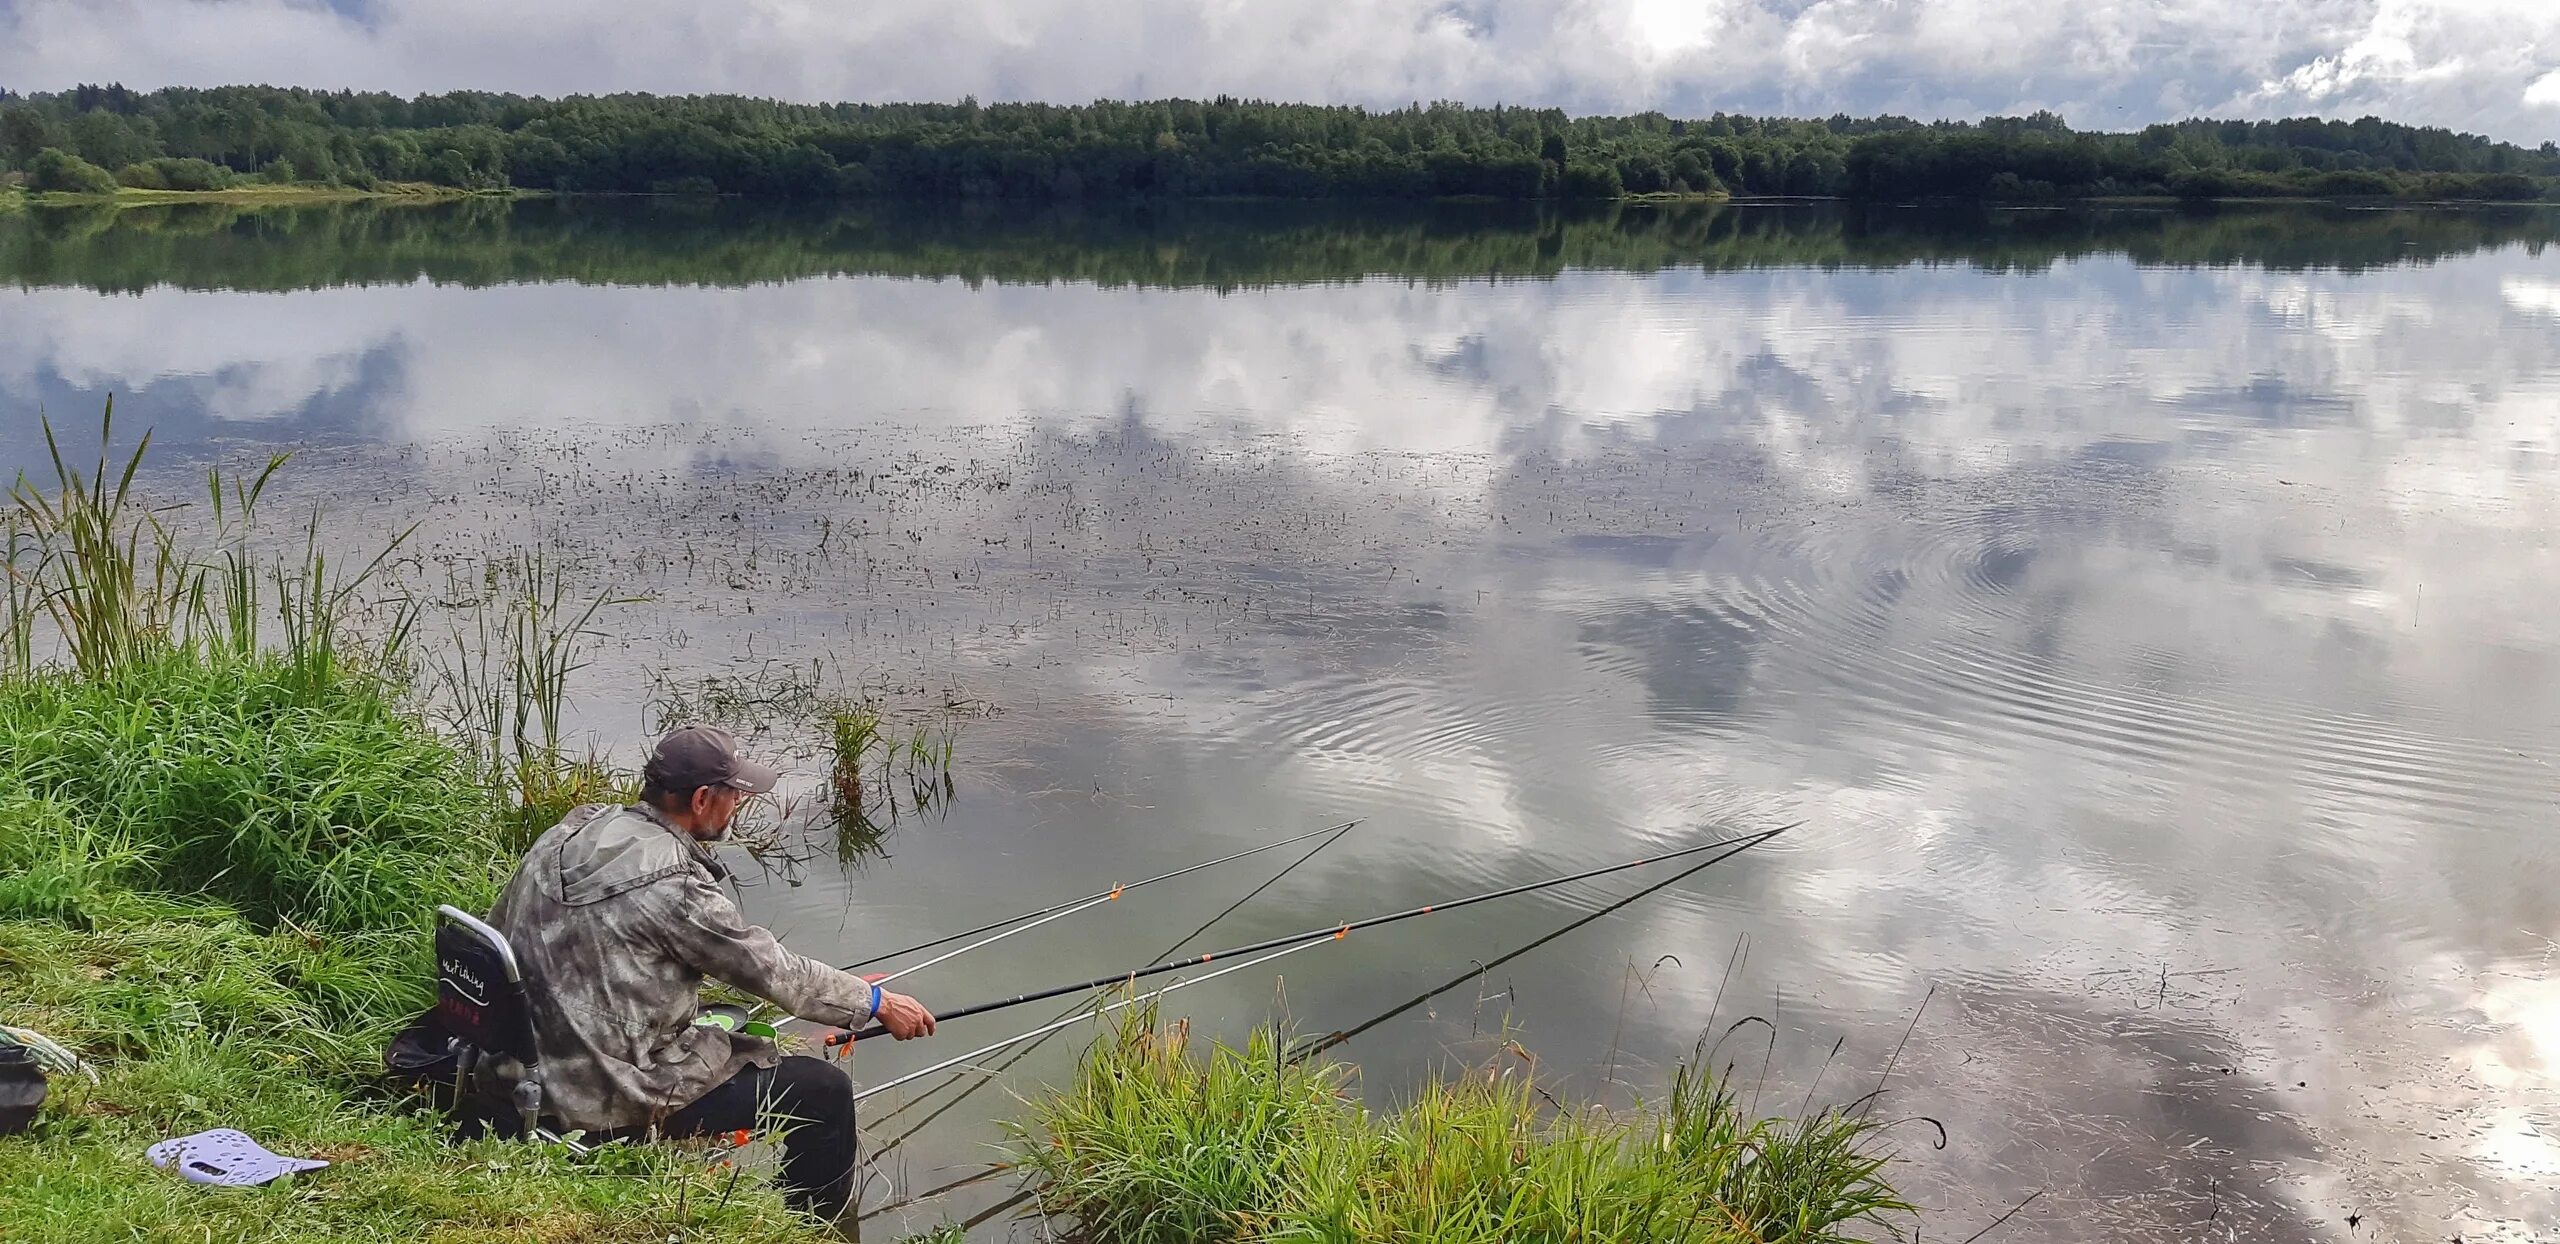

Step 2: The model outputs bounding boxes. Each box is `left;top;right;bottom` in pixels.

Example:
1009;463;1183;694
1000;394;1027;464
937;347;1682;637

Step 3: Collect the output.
3;0;2559;142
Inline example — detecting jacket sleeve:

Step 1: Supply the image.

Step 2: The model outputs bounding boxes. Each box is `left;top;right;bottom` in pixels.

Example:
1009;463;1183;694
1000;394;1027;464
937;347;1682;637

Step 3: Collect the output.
637;870;880;1028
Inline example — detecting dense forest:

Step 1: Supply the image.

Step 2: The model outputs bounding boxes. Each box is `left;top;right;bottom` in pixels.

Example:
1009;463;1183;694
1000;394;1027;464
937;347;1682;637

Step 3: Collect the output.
8;199;2551;293
2;84;2554;202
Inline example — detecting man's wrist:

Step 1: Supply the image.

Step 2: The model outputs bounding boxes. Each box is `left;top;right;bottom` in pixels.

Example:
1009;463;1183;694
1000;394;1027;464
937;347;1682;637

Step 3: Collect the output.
869;982;884;1019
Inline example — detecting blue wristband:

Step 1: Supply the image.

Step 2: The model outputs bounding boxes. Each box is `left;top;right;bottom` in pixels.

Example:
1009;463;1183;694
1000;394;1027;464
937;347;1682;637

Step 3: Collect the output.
869;982;883;1020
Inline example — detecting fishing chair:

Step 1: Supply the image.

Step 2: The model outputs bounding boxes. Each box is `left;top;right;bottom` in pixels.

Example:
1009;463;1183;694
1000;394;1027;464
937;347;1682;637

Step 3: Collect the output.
427;904;562;1146
395;911;787;1164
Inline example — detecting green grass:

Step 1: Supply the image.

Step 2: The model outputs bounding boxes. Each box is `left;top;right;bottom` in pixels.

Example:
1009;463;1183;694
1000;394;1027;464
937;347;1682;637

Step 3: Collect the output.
0;882;822;1242
0;404;829;1241
1017;1013;1913;1244
0;656;831;1242
0;655;499;933
822;703;958;839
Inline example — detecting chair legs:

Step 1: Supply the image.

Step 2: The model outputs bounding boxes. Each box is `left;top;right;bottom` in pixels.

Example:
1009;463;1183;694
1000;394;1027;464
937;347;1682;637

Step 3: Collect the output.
512;1077;543;1142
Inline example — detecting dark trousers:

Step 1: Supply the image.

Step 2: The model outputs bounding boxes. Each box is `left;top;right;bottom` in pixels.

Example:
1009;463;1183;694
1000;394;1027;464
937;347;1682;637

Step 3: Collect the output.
617;1056;859;1219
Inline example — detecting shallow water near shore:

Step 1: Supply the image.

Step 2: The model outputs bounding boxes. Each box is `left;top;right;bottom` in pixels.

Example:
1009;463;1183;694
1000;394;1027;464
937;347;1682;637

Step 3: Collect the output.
7;197;2560;1241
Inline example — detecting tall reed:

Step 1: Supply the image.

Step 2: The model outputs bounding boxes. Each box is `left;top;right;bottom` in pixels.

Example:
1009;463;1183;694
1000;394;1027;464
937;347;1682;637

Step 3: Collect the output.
6;399;408;683
3;508;37;671
8;401;183;676
822;701;958;839
429;551;631;849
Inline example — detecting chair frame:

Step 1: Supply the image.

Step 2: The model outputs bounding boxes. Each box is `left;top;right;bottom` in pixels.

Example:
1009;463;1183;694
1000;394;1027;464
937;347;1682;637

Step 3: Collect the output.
434;904;585;1149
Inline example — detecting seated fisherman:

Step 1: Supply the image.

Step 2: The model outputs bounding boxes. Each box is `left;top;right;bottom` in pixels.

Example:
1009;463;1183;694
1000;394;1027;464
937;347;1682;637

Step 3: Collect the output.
490;724;937;1220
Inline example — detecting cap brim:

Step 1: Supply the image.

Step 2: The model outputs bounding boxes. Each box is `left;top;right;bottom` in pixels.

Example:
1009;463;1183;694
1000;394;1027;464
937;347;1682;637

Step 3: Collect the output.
724;758;781;794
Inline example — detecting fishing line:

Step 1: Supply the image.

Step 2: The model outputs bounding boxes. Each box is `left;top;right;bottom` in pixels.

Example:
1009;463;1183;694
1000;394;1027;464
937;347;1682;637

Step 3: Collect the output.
840;819;1359;972
866;891;1115;986
1289;823;1788;1062
852;938;1329;1102
863;815;1358;1137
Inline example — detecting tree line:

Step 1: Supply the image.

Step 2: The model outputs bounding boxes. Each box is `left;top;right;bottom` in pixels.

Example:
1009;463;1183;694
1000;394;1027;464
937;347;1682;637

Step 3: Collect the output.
2;85;2552;203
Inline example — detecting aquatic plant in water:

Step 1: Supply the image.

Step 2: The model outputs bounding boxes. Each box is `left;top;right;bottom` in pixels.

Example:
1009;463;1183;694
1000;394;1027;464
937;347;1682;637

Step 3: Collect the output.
1020;1007;1914;1244
824;702;960;847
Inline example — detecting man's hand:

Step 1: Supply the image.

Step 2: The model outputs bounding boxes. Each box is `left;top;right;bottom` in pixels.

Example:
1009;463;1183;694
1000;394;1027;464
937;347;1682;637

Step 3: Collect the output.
875;989;936;1039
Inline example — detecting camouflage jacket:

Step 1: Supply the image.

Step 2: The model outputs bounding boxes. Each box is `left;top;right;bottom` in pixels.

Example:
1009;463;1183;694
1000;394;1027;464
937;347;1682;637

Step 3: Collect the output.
488;802;878;1131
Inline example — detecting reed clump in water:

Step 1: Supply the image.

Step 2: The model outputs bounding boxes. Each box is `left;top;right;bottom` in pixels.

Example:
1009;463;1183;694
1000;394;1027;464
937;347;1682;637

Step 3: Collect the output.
1020;1009;1913;1244
428;549;636;852
824;702;958;834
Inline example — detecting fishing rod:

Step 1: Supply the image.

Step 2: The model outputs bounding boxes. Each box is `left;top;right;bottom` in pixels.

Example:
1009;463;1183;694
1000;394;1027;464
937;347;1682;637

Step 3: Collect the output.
839;819;1360;973
830;823;1791;1047
865;807;1356;1133
852;937;1328;1102
866;818;1361;987
853;831;1755;1226
1290;817;1777;1063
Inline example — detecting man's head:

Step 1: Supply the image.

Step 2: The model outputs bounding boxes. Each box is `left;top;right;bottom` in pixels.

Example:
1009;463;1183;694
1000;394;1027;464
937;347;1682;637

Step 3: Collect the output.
639;724;779;840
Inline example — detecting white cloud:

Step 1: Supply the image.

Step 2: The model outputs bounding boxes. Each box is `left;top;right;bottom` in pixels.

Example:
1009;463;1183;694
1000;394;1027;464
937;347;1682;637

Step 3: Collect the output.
1;0;2558;140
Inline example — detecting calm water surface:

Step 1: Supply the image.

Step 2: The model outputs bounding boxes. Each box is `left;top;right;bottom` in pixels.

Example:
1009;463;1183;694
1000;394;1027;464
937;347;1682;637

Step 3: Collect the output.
7;200;2559;1241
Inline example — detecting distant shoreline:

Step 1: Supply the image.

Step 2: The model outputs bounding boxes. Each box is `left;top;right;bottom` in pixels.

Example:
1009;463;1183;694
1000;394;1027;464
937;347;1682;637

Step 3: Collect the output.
5;182;521;209
7;185;2551;213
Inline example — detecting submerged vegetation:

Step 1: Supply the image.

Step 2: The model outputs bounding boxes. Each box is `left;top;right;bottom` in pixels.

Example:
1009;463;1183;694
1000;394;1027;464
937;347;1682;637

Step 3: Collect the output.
1;404;1912;1239
1021;1013;1911;1243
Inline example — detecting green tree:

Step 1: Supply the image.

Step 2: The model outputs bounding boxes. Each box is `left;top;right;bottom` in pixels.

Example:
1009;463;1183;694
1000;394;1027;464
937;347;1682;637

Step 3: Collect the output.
68;110;161;170
132;157;232;191
1560;161;1622;198
25;147;119;194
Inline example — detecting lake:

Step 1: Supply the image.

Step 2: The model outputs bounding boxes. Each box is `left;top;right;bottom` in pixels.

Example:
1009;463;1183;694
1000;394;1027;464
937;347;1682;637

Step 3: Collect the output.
6;197;2558;1241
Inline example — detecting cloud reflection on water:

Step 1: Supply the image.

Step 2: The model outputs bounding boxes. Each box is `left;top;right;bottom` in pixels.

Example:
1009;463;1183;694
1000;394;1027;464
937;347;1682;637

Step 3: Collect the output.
4;223;2557;1239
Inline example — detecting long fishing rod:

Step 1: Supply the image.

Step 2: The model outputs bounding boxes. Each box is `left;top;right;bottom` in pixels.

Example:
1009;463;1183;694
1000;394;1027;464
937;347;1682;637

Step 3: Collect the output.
865;808;1361;1136
1290;816;1775;1063
852;937;1328;1102
830;823;1792;1047
864;809;1356;1138
866;818;1361;987
839;819;1360;973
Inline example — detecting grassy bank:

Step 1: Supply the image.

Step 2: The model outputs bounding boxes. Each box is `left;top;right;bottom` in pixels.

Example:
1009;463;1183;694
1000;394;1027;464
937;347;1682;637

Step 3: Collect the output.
0;412;822;1241
24;181;503;209
0;659;832;1243
0;407;1911;1240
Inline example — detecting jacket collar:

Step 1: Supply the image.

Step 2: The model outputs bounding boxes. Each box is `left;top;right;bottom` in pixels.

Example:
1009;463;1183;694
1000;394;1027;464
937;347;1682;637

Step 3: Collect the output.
628;801;732;882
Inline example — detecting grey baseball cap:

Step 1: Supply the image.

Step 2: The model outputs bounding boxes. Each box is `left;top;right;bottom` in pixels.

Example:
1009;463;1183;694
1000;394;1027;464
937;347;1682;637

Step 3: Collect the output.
645;724;779;795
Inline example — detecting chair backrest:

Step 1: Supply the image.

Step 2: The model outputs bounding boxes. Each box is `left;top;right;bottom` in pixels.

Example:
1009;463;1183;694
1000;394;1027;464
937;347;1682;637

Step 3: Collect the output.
434;905;539;1067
